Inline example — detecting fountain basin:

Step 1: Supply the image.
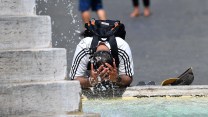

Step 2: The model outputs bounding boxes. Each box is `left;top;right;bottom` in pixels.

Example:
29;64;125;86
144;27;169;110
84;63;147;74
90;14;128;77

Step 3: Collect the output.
82;85;208;117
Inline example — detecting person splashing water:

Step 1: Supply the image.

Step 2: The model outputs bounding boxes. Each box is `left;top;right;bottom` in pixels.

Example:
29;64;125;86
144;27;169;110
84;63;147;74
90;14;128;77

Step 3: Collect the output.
69;19;134;90
89;50;116;91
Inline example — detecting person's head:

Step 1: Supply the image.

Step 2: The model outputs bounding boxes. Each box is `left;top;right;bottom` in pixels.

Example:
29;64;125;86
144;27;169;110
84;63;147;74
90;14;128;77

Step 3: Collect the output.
96;42;110;51
91;50;113;70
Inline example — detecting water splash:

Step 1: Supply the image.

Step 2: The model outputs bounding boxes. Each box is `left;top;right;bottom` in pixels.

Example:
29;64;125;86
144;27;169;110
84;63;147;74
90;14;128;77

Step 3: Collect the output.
36;0;82;52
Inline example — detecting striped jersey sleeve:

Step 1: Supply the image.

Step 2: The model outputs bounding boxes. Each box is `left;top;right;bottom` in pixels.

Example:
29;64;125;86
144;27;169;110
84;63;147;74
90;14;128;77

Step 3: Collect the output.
116;37;134;77
69;37;92;79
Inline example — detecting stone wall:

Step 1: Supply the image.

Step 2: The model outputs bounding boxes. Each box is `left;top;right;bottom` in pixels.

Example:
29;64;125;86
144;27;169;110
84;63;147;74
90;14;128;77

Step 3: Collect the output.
0;0;82;116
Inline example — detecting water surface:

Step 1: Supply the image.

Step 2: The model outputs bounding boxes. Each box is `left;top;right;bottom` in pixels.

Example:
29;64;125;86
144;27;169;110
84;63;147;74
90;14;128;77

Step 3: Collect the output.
83;97;208;117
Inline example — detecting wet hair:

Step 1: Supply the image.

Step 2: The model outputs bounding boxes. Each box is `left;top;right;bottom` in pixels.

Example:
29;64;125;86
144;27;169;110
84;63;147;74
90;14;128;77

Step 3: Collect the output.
91;51;114;70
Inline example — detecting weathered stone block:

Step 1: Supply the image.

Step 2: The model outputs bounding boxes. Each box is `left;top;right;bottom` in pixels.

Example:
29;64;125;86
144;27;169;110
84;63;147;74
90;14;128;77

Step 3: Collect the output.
0;81;81;116
0;16;52;50
0;48;67;83
0;0;36;16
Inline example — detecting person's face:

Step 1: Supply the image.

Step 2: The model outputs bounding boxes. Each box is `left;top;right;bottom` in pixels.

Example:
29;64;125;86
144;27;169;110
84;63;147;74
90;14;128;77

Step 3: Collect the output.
93;50;113;69
96;42;110;52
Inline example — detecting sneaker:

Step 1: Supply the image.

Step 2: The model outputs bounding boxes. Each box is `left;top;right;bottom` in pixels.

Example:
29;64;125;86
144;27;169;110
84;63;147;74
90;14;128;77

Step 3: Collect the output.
146;81;156;85
161;67;194;86
172;67;194;85
136;81;146;86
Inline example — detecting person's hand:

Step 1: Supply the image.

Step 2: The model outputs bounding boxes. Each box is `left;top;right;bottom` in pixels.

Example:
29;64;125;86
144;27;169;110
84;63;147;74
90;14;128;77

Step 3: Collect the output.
90;63;108;84
89;63;99;86
105;59;118;82
98;65;109;81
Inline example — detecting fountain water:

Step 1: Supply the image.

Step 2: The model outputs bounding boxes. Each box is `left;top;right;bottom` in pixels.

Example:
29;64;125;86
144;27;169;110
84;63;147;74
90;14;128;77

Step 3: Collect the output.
82;85;208;117
83;96;208;117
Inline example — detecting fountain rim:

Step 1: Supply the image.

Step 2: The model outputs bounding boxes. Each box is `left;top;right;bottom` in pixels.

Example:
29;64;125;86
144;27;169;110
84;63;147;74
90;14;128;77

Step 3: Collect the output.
82;85;208;100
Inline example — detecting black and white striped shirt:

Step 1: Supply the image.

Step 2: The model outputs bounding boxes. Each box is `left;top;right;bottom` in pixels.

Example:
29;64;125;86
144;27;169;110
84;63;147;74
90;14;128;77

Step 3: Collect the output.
69;37;134;79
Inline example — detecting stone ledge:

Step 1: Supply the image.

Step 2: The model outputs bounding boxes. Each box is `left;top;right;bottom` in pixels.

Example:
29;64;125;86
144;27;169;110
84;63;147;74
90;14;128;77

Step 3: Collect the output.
123;85;208;97
0;48;67;83
82;85;208;99
0;0;36;16
0;16;51;50
0;80;81;116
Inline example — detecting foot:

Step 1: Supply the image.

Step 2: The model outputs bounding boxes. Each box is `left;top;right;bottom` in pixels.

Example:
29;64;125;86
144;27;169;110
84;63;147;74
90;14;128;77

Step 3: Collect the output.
136;81;146;86
146;81;156;85
144;7;151;17
130;8;140;18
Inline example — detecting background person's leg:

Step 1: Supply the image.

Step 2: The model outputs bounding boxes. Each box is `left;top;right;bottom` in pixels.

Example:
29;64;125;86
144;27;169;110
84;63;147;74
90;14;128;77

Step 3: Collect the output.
130;0;140;17
143;0;151;16
79;0;91;24
97;9;106;20
91;0;106;20
81;11;91;23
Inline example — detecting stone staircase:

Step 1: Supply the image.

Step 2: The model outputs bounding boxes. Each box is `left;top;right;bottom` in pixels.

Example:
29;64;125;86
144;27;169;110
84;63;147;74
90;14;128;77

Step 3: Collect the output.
0;0;89;116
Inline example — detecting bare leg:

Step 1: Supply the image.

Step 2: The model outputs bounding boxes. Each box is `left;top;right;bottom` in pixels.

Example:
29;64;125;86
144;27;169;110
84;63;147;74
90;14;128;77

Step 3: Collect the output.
81;11;91;24
97;9;106;20
130;6;140;17
80;11;90;35
143;7;150;17
130;0;140;17
143;0;151;17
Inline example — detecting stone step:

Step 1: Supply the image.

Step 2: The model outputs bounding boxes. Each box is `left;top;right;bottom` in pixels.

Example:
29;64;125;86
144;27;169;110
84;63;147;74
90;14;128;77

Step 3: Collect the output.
0;80;81;116
0;0;36;16
0;48;67;83
0;16;52;50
